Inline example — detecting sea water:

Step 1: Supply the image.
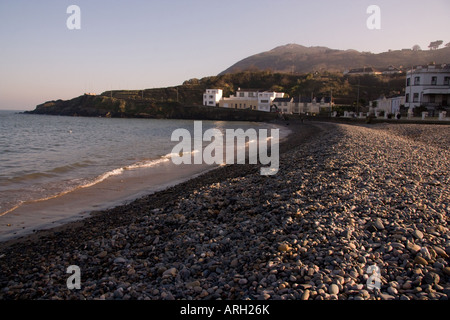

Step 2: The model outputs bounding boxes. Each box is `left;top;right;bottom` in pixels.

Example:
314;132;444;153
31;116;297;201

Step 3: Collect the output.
0;110;279;223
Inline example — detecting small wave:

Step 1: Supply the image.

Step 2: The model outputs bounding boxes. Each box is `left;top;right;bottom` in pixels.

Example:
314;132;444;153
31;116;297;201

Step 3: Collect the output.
0;151;201;217
124;157;170;170
80;168;124;189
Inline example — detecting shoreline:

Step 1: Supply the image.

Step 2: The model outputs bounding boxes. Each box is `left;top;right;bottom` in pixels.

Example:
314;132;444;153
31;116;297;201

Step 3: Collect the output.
1;120;449;301
0;119;297;246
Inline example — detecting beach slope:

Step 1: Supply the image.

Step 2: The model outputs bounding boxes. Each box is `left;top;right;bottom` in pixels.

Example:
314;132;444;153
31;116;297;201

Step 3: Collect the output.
0;122;449;301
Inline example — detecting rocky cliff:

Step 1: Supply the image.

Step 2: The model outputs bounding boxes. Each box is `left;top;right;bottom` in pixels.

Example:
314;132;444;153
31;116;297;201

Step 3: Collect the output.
25;94;278;122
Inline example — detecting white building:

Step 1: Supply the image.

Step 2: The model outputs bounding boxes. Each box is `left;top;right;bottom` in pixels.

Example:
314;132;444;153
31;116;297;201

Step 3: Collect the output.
273;96;333;114
405;63;450;114
258;91;284;112
373;95;405;115
203;89;223;107
272;98;293;113
218;88;284;112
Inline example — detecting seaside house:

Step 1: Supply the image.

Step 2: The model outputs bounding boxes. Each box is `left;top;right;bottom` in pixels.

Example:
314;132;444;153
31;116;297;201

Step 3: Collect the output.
372;95;405;115
405;63;450;115
203;89;223;107
272;97;293;114
218;88;259;110
272;96;333;115
258;91;285;112
217;88;285;112
381;65;403;75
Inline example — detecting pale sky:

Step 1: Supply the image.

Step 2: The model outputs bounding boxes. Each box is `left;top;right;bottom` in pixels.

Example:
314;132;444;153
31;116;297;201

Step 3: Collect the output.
1;0;449;110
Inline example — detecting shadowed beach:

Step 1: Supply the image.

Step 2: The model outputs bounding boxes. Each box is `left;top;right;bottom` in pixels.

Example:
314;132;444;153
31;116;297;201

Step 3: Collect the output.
0;120;449;301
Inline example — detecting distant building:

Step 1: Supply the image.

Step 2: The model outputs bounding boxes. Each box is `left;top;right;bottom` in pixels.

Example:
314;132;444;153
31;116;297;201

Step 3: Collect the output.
344;67;382;76
405;63;450;113
373;95;405;114
203;89;223;107
218;88;284;112
381;65;403;75
273;96;333;115
272;97;293;113
344;66;403;76
258;91;284;112
219;88;260;110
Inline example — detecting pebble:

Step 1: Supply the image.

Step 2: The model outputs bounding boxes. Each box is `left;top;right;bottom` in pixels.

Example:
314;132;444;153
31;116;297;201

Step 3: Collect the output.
443;267;450;276
301;290;310;300
374;218;385;230
329;284;339;295
278;244;291;252
113;257;127;264
414;256;428;266
423;272;440;285
412;229;424;240
406;241;421;254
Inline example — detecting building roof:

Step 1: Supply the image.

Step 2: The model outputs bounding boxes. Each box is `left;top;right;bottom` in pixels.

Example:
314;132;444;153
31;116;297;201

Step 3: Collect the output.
408;63;450;73
236;88;261;92
292;96;332;103
381;65;403;73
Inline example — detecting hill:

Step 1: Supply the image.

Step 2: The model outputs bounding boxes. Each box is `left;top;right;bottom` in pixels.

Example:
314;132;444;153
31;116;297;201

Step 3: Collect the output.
219;44;450;75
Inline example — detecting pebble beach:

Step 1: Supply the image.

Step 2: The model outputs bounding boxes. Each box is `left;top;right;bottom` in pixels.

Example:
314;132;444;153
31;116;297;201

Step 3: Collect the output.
0;121;449;301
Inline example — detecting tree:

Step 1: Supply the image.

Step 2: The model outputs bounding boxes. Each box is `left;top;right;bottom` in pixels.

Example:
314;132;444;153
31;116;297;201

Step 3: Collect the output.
445;42;450;48
412;44;421;51
428;40;443;50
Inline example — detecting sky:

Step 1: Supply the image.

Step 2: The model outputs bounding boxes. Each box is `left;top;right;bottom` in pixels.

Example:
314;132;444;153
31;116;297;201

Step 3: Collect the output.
1;0;449;110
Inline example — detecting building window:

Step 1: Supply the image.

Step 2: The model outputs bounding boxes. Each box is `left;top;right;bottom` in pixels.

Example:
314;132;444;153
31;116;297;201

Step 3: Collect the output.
261;100;269;103
405;94;409;103
406;78;410;86
444;77;450;85
239;93;245;97
429;95;436;103
431;77;437;85
414;77;420;85
413;93;419;103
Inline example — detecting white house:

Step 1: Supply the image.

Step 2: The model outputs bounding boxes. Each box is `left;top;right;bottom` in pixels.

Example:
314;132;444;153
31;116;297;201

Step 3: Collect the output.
218;88;259;110
258;91;284;112
218;88;284;112
272;97;293;113
273;96;333;114
405;63;450;114
203;89;223;107
373;95;405;115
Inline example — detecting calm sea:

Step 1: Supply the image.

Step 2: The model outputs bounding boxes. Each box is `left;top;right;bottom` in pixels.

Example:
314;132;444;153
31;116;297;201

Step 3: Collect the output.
0;110;274;219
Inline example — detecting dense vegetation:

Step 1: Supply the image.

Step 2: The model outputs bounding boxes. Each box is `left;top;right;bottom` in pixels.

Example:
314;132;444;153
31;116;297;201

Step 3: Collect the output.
103;70;406;107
